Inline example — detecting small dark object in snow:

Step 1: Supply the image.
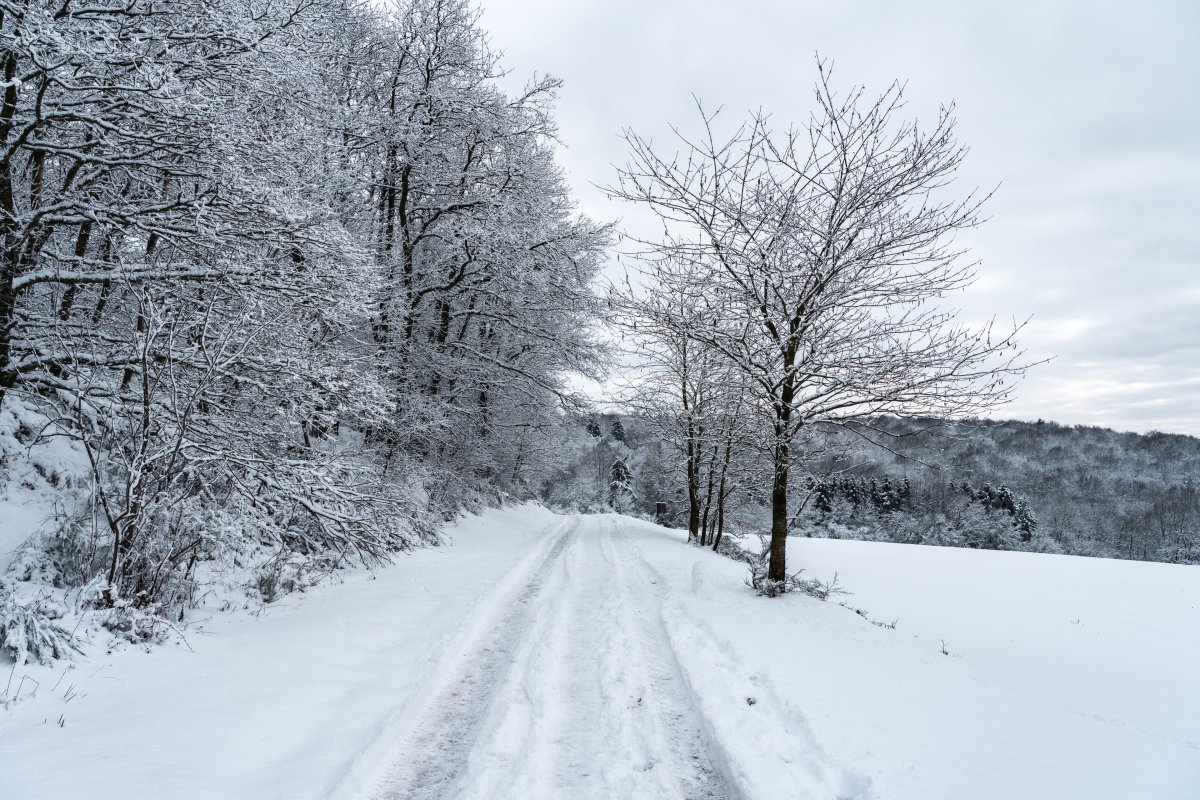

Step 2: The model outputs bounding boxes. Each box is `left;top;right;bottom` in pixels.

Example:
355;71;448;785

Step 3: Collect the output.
746;697;757;706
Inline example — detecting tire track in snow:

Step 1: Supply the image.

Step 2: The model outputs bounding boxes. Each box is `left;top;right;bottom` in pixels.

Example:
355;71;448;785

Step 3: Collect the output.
373;520;577;800
594;516;733;800
472;515;731;799
617;522;872;800
372;514;733;800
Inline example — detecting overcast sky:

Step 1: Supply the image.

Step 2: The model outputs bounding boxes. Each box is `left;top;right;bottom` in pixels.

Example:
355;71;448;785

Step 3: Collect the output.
480;0;1200;435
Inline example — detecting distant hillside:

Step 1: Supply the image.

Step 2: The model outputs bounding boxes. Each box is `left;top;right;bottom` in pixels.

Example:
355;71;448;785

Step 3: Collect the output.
543;414;1200;565
814;417;1200;562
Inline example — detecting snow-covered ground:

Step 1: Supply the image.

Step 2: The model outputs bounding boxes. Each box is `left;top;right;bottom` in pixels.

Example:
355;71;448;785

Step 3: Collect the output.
0;397;88;576
2;506;1198;799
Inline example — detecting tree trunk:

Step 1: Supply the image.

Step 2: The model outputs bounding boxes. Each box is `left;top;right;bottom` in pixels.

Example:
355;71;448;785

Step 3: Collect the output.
713;491;726;552
712;427;734;552
0;44;18;412
57;221;94;321
700;443;718;546
767;354;797;582
768;437;789;582
0;256;14;411
685;414;701;541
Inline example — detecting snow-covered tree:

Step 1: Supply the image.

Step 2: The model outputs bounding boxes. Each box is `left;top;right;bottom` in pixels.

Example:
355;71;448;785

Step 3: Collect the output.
353;0;609;498
609;65;1027;588
609;458;634;510
0;0;609;627
610;258;756;549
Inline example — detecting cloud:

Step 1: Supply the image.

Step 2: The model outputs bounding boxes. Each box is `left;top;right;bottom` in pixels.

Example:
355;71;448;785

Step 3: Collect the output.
482;0;1200;434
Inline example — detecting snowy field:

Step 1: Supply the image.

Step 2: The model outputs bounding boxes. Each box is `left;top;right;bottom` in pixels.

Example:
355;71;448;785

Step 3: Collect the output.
2;506;1197;799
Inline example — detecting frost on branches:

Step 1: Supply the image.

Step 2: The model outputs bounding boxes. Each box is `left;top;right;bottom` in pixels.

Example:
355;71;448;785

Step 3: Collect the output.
608;64;1028;589
0;0;607;654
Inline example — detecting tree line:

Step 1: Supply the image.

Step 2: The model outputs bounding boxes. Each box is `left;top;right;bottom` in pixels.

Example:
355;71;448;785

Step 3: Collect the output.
0;0;606;630
552;413;1200;566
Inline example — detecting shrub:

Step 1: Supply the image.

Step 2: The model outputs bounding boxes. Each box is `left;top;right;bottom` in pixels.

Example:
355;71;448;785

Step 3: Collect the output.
0;586;81;665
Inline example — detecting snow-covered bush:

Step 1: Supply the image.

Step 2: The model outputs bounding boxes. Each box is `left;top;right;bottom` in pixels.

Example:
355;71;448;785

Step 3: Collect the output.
746;539;847;599
713;532;756;564
98;601;187;647
0;585;81;666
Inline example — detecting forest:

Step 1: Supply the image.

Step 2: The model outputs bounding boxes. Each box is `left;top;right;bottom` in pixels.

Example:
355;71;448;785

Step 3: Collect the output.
0;0;608;656
547;413;1200;566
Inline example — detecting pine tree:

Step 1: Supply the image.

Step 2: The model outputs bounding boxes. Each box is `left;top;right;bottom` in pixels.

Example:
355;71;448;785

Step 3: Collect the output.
814;481;834;514
879;477;895;511
610;458;635;509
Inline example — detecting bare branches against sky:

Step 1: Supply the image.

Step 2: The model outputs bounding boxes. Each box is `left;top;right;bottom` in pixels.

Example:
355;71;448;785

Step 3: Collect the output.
483;0;1200;434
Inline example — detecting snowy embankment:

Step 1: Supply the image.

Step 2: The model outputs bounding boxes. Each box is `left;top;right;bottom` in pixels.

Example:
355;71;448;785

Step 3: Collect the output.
0;397;87;577
2;507;1198;799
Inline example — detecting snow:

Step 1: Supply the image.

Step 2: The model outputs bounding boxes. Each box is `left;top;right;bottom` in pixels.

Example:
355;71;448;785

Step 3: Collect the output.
651;530;1200;800
0;397;89;574
2;507;1198;799
1;506;564;799
0;502;42;574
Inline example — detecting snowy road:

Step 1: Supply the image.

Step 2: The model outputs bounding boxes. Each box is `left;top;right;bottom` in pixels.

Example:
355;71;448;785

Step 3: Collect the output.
373;515;730;800
5;506;1196;800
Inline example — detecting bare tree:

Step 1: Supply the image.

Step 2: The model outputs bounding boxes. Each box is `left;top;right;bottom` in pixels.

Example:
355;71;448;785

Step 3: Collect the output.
609;64;1028;589
610;257;754;549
